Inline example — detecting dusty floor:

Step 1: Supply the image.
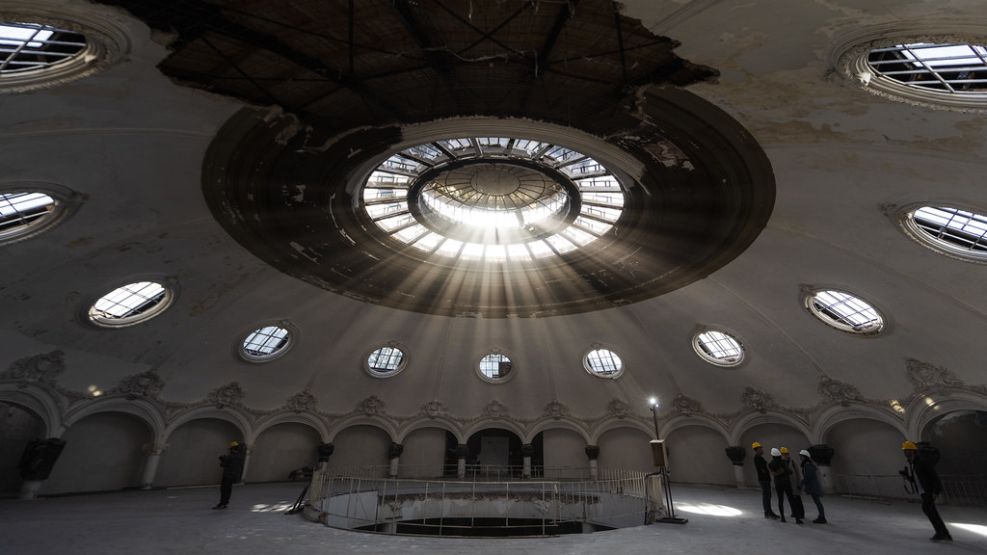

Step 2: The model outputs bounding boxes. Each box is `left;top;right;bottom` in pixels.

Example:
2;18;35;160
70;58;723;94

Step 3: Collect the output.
1;483;984;554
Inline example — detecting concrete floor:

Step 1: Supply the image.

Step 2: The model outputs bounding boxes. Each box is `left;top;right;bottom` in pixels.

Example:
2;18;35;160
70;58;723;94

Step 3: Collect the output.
1;483;985;555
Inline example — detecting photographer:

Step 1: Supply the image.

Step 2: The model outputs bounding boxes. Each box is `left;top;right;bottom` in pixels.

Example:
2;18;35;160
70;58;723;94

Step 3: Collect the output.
213;441;246;510
899;440;951;542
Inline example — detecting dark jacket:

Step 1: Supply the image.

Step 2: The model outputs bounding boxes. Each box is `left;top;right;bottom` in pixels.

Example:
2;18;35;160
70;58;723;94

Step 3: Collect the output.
910;457;943;496
769;457;798;490
801;458;823;496
220;447;246;482
754;454;771;482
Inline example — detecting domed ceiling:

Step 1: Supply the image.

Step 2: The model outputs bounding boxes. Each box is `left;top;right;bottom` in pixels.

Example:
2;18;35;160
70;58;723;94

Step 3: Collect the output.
1;0;987;440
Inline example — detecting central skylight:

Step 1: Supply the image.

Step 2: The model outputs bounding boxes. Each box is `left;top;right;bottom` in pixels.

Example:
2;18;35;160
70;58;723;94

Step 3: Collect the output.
0;22;87;75
363;136;624;264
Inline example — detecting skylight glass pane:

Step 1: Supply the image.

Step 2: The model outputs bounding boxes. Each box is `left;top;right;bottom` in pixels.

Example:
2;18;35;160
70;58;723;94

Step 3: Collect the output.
507;243;531;261
367;171;412;185
0;23;86;75
912;206;987;254
811;290;883;332
91;282;167;320
581;192;625;207
366;201;408;219
545;234;577;254
243;326;290;356
485;244;507;262
368;346;404;372
527;240;554;258
562;226;595;246
441;138;474;152
696;331;743;363
461;242;484;259
392;223;427;243
479;353;512;379
868;43;987;94
512;139;547;156
581;205;622;222
0;192;55;232
375;213;414;232
576;176;621;189
403;144;443;161
410;231;443;251
573;216;612;236
435;238;463;257
585;349;622;376
363;188;407;202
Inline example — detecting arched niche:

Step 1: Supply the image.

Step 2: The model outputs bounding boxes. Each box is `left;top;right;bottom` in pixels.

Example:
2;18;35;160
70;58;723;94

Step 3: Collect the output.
597;426;653;472
42;412;152;495
921;410;987;477
466;427;525;468
399;426;450;478
665;425;734;486
327;425;392;475
825;417;905;498
0;402;46;494
541;427;588;479
157;418;243;487
246;422;321;483
738;423;810;487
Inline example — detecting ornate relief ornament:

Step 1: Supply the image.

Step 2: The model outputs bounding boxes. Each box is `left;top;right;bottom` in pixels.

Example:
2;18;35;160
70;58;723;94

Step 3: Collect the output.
671;394;703;415
818;376;862;405
355;395;385;415
606;399;630;418
113;370;165;399
206;382;245;408
284;390;317;412
420;400;445;418
2;350;66;387
906;359;963;390
741;387;777;413
543;399;569;419
482;400;509;418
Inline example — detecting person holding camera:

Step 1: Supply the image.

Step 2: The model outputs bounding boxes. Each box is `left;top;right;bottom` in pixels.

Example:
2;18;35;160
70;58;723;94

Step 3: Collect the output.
900;440;951;542
213;440;246;510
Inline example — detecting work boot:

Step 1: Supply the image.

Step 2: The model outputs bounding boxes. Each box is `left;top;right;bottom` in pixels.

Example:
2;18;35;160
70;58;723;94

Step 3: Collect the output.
780;516;786;523
813;517;827;524
795;518;804;524
930;534;952;542
765;513;780;519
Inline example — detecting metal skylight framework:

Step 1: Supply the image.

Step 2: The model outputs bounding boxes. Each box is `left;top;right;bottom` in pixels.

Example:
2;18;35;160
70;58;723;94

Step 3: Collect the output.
363;136;624;264
868;43;987;94
242;325;291;358
908;206;987;260
807;289;884;334
0;22;87;75
367;346;405;374
88;281;171;327
478;353;512;380
693;330;744;366
584;348;623;377
0;191;56;240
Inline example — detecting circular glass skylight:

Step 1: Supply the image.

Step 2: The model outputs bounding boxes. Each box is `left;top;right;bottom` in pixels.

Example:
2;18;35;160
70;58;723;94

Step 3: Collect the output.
88;281;173;327
0;190;57;244
903;205;987;262
363;137;624;264
477;352;513;383
240;325;293;362
867;43;987;95
692;330;745;367
584;348;624;378
805;289;884;335
365;345;407;377
0;22;87;76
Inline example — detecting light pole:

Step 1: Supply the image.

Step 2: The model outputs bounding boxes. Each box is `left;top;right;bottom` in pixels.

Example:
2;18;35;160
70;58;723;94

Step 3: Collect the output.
648;396;687;524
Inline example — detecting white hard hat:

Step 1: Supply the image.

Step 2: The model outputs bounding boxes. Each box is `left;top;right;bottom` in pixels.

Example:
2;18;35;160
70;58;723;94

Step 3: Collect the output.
799;449;811;457
770;448;781;456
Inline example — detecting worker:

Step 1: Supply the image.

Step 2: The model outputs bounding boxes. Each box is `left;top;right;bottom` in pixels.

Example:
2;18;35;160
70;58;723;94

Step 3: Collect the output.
213;441;246;510
899;441;951;541
799;449;826;523
752;442;779;519
769;447;804;524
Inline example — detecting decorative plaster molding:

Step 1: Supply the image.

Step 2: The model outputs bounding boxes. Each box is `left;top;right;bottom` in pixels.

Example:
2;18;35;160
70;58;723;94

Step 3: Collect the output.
670;394;704;416
818;376;862;405
206;382;244;408
741;387;777;413
284;390;317;413
420;400;445;418
906;358;963;391
543;400;569;419
606;399;630;418
113;370;165;399
482;400;509;419
2;350;66;387
355;395;385;415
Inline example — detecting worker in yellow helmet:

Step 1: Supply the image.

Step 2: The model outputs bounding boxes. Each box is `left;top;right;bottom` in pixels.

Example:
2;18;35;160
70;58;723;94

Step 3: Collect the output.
751;442;779;519
899;441;951;541
768;447;804;524
213;440;246;510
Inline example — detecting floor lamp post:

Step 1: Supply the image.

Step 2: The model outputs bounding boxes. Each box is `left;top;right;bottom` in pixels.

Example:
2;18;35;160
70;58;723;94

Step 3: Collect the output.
649;397;687;524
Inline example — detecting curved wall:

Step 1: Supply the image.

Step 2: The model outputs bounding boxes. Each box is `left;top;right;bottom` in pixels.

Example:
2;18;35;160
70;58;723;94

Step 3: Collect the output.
399;427;448;478
826;418;905;498
0;403;45;494
666;426;733;486
327;425;391;475
597;427;653;473
922;410;987;476
42;412;150;494
246;423;320;483
157;419;242;487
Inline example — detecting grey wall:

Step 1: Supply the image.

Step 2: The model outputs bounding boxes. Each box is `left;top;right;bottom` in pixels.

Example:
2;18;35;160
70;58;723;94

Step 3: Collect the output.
597;427;653;472
826;419;905;498
739;424;810;486
247;423;320;483
328;425;391;474
157;419;243;487
666;426;734;486
922;410;987;477
43;412;150;494
399;427;447;478
542;428;586;475
0;403;45;494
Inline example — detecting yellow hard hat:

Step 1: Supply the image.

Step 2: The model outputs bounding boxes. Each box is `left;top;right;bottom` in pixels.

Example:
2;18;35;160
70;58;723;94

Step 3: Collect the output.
752;441;762;449
780;447;790;454
901;440;918;451
229;440;240;448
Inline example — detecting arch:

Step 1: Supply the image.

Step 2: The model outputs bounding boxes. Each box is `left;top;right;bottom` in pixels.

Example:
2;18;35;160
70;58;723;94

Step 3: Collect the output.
247;421;323;483
595;423;655;472
0;399;48;493
157;416;245;487
326;415;397;443
729;411;812;445
813;403;906;444
396;416;464;444
251;412;329;444
663;423;735;486
63;397;165;444
0;383;62;437
522;418;590;445
660;414;731;444
589;417;654;444
462;419;527;442
906;390;987;440
163;406;252;445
